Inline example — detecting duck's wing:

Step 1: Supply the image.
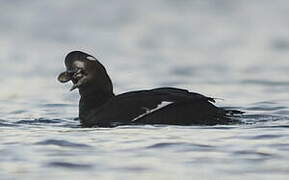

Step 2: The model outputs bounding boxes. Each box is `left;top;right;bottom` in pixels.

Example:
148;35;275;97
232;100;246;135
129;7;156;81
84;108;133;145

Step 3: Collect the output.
118;87;215;103
83;87;222;127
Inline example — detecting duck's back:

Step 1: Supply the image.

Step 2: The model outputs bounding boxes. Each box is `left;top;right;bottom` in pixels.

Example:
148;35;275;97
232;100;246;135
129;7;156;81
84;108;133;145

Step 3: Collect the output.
80;87;233;127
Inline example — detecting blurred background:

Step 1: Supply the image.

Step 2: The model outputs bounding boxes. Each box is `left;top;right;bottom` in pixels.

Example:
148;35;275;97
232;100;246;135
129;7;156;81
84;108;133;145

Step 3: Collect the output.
1;0;289;105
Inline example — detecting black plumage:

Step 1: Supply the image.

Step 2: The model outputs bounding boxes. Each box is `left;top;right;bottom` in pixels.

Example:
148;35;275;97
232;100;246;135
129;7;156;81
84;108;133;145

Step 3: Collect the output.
58;51;241;127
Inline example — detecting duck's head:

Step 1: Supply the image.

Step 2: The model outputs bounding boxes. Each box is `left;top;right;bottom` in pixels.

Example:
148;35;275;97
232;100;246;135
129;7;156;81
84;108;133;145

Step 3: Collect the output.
58;51;113;95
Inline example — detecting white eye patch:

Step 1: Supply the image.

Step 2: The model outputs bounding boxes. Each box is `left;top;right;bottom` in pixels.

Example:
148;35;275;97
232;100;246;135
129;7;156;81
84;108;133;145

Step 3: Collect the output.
86;56;97;61
73;60;85;68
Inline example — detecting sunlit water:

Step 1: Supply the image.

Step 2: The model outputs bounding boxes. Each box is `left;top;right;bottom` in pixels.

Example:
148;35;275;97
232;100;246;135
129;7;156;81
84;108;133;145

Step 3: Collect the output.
1;0;289;179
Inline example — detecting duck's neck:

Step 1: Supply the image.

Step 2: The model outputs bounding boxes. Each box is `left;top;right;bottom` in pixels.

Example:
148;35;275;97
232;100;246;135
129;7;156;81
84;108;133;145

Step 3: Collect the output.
77;66;115;125
78;85;115;124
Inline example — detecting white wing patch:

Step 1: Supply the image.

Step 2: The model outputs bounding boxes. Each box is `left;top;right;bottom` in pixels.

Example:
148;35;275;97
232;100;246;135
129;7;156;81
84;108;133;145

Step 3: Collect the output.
132;101;173;121
86;56;97;61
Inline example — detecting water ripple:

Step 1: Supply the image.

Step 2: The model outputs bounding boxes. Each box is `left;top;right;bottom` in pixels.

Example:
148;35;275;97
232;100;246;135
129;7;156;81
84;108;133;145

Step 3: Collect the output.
146;142;215;152
47;161;93;169
233;150;274;157
14;118;79;128
0;120;19;127
252;134;284;139
16;118;61;124
35;139;91;148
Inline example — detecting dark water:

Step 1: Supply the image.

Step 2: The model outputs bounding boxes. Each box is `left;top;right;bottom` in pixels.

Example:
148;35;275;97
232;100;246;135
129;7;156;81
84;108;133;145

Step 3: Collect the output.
1;0;289;179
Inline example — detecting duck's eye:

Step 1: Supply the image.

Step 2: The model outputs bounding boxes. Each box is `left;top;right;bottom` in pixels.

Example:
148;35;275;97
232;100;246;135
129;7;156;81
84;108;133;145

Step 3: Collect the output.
79;69;87;76
72;69;85;79
75;68;85;74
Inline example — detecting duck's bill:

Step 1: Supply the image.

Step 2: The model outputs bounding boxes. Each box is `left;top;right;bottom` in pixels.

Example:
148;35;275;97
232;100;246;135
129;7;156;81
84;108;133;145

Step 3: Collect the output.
57;71;73;83
57;71;84;91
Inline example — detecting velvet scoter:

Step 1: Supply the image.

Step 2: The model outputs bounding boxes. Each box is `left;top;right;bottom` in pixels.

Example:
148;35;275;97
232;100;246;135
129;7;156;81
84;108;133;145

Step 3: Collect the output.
58;51;241;127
